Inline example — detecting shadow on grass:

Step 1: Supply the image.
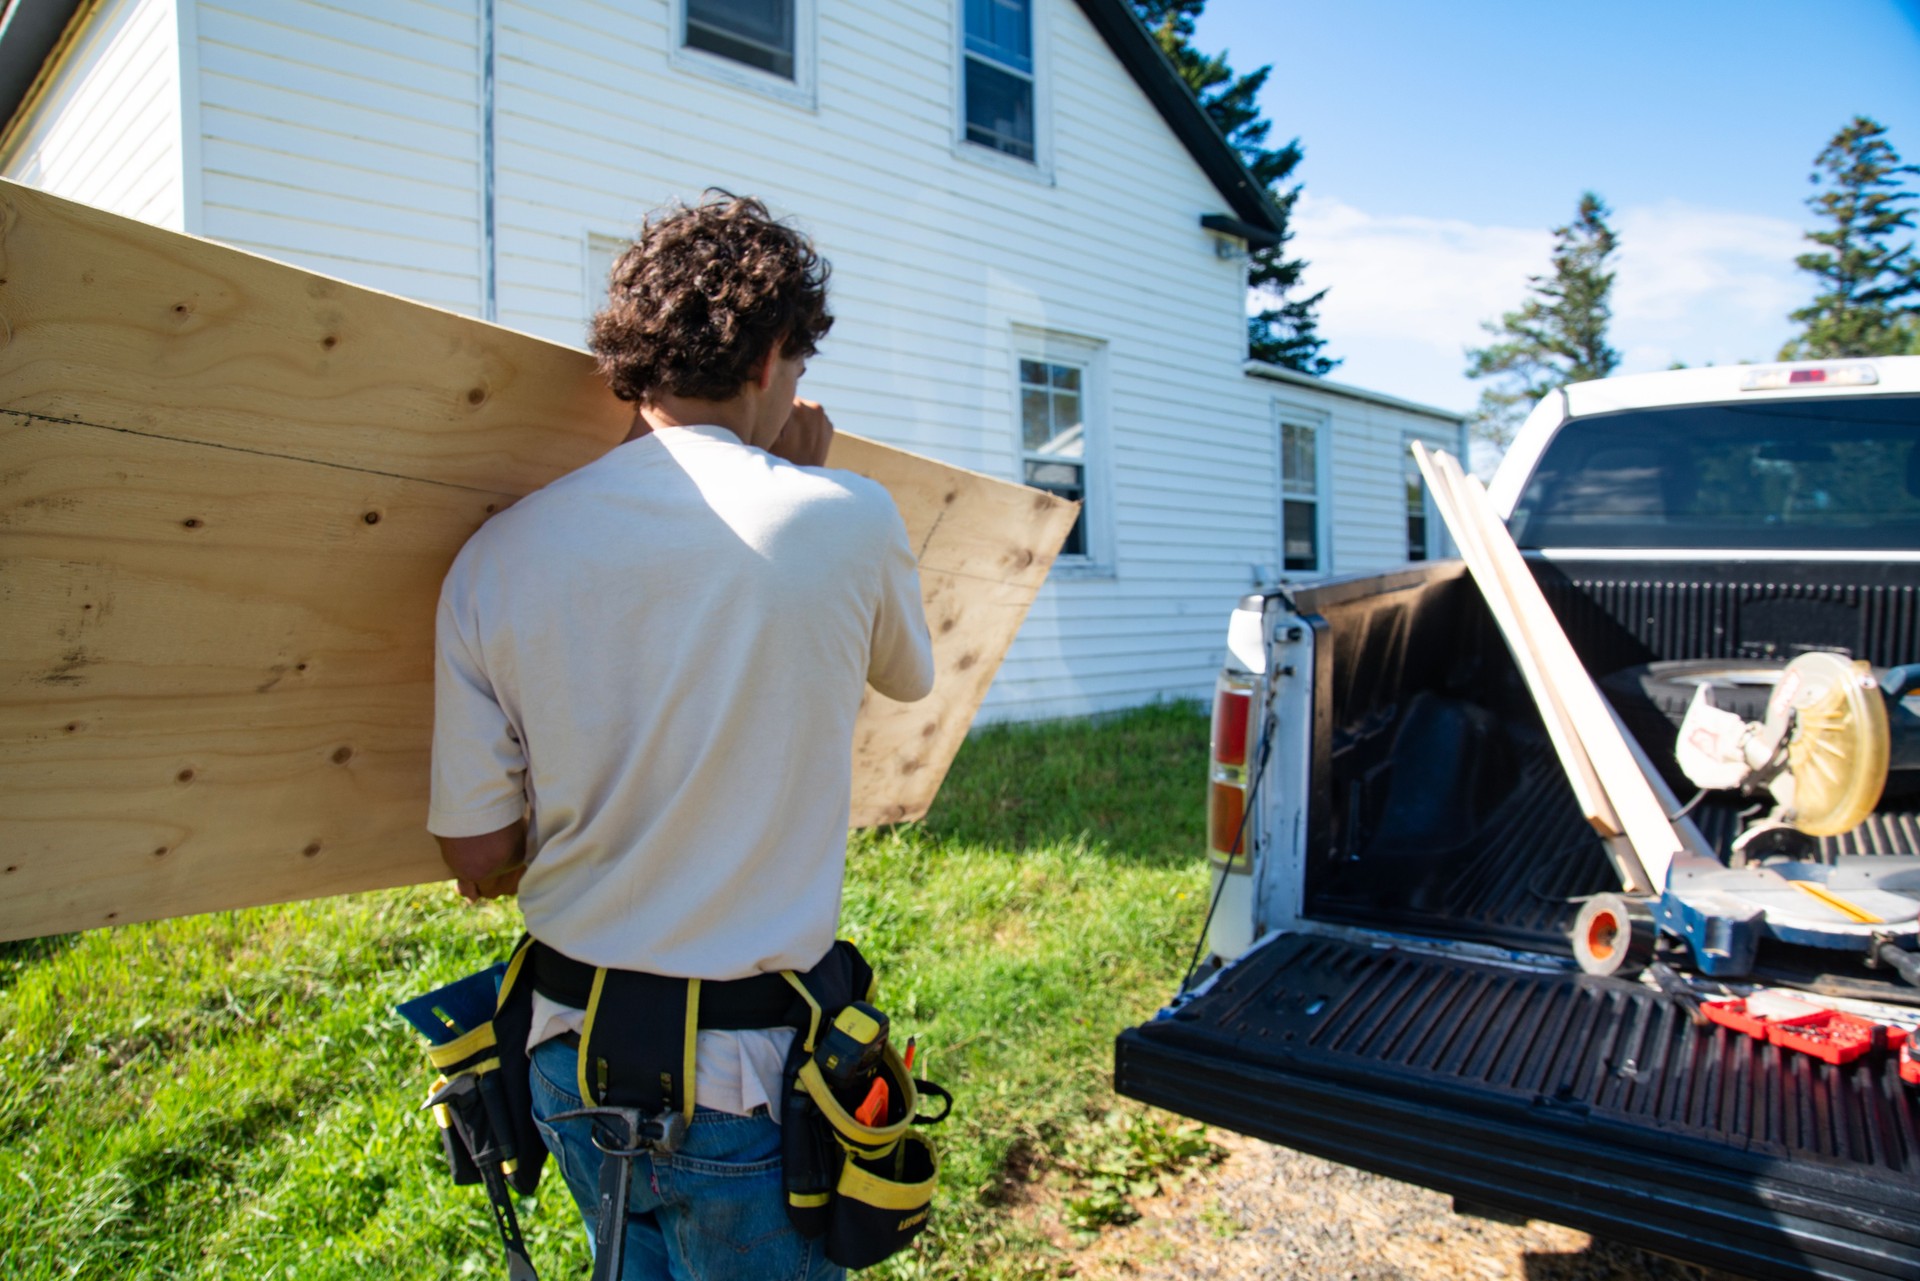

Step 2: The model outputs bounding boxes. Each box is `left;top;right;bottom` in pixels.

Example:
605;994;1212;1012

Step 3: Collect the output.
921;702;1208;867
0;932;79;973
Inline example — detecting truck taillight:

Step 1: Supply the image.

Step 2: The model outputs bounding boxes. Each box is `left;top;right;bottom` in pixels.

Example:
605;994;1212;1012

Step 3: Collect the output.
1208;675;1253;861
1212;679;1250;767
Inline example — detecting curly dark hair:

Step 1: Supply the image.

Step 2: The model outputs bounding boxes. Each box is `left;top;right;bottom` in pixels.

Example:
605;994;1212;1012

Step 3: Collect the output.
589;194;833;403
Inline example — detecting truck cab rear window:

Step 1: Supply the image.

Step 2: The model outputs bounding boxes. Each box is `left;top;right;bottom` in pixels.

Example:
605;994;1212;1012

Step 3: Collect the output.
1510;394;1920;550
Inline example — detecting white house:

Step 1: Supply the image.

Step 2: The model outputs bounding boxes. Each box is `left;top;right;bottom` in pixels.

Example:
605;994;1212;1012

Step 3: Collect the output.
0;0;1465;721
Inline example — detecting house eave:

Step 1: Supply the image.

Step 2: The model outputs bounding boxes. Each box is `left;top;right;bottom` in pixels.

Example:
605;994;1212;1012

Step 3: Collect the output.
1247;360;1469;425
1072;0;1286;239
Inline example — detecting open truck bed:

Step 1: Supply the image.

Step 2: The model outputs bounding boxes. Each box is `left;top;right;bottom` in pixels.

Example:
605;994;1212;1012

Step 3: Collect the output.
1118;933;1920;1279
1119;542;1920;1278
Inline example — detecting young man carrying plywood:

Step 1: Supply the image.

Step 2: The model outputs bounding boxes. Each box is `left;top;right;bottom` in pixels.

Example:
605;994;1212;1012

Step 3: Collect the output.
428;195;935;1281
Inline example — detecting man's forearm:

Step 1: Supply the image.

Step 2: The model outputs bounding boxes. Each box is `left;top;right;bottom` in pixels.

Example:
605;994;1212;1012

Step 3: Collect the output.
437;820;527;884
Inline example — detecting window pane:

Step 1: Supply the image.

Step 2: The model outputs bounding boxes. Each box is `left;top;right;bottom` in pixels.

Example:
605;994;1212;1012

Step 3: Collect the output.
1021;388;1051;451
686;0;794;79
1019;358;1048;387
1511;397;1920;550
1283;499;1318;571
1281;421;1316;495
964;56;1035;161
1025;459;1081;488
1408;513;1428;562
1024;458;1084;556
964;0;1032;73
1050;364;1080;392
1049;390;1081;439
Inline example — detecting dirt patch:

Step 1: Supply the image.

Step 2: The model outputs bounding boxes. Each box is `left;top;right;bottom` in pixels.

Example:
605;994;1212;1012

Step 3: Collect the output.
1063;1132;1754;1281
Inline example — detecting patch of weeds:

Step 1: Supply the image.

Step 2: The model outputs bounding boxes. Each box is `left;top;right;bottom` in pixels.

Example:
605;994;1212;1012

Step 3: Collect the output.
1200;1197;1244;1239
1058;1110;1222;1233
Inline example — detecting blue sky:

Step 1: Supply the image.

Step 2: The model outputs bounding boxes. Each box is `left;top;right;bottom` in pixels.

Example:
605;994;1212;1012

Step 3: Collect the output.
1191;0;1920;413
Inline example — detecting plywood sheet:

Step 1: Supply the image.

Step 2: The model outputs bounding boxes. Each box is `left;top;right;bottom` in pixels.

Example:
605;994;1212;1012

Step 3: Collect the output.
0;180;1078;940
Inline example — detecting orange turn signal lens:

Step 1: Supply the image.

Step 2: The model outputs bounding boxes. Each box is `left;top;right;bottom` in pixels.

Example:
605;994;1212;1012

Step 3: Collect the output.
1208;781;1246;857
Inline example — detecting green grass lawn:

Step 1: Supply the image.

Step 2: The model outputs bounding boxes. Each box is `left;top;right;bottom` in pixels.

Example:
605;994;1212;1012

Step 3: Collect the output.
1;703;1216;1280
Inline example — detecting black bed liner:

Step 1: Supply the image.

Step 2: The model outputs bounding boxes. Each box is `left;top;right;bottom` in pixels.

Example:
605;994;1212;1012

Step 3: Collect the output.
1310;740;1920;957
1116;934;1920;1280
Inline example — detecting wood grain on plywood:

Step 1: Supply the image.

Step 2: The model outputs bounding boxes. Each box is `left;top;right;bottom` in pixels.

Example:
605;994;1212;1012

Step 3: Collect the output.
0;180;624;494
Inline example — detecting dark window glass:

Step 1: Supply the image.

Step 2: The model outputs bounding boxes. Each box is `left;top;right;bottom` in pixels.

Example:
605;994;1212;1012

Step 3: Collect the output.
964;0;1032;72
963;0;1033;161
1405;462;1428;561
1510;395;1920;550
1025;459;1085;556
964;57;1034;160
1283;499;1318;571
686;0;795;79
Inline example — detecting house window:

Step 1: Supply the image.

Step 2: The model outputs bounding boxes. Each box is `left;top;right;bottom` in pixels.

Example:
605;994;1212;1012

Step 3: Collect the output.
1405;438;1431;562
963;0;1035;161
1014;329;1107;570
685;0;795;79
1020;357;1085;555
1280;418;1321;573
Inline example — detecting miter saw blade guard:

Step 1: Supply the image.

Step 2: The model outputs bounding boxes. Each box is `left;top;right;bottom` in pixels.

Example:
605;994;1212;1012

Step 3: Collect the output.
1645;654;1920;978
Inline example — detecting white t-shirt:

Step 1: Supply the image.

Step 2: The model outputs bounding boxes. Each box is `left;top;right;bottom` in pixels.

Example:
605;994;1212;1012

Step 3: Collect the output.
429;422;934;1111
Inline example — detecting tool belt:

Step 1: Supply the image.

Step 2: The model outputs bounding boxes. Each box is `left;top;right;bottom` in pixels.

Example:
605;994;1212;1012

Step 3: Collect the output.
401;936;951;1279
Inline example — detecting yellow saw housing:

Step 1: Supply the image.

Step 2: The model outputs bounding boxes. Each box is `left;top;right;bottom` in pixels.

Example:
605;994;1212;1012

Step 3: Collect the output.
1780;652;1890;837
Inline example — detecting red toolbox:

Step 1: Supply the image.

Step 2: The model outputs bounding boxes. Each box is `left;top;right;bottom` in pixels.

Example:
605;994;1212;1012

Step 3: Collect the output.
1701;995;1910;1068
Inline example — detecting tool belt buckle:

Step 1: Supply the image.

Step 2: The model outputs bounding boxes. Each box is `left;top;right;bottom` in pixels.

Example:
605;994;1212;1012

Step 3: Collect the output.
547;1105;688;1156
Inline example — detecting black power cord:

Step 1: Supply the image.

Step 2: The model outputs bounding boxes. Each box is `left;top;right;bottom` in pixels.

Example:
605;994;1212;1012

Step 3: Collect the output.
1182;710;1278;991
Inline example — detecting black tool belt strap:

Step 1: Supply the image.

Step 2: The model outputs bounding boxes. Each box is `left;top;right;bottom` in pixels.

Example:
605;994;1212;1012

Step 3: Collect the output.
532;939;873;1121
531;943;797;1027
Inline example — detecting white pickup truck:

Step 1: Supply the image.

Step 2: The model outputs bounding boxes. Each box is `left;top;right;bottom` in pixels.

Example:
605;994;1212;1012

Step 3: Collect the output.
1117;357;1920;1280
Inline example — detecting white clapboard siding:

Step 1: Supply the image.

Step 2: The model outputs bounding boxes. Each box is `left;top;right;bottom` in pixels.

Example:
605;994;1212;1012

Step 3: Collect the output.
0;0;184;229
191;0;484;315
477;0;1272;722
7;0;1469;723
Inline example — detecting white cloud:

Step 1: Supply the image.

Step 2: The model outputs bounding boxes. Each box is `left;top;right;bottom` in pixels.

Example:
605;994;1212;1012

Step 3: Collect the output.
1611;202;1805;368
1279;194;1809;413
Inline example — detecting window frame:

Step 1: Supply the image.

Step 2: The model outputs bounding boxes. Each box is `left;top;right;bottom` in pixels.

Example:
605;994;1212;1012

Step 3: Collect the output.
1273;401;1332;578
1403;431;1435;562
953;0;1054;183
1011;325;1111;577
668;0;818;111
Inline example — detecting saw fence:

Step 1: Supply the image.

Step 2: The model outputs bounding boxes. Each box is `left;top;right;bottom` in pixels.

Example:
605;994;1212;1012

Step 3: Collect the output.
0;180;1078;941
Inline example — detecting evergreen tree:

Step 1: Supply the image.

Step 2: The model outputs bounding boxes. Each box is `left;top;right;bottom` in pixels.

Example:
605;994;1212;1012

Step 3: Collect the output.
1779;116;1920;360
1464;193;1621;450
1133;1;1337;374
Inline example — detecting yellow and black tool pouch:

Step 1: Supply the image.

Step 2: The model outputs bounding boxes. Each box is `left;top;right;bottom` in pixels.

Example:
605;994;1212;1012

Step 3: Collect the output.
778;950;953;1270
400;937;547;1281
418;937;547;1195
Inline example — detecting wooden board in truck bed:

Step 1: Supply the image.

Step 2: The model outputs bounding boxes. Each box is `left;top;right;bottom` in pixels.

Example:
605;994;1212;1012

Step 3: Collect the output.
0;180;1078;940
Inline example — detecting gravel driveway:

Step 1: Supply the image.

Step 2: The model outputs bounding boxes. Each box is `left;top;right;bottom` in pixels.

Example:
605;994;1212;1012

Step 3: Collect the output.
1067;1132;1755;1281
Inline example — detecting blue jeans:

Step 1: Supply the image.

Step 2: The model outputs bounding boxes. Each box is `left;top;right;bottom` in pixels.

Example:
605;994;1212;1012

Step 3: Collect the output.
529;1038;843;1281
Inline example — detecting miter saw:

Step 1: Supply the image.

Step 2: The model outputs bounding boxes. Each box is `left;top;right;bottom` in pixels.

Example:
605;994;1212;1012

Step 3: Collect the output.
1630;652;1920;982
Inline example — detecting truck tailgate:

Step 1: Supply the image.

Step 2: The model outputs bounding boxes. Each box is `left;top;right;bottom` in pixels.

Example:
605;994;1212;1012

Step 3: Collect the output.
1115;934;1920;1280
